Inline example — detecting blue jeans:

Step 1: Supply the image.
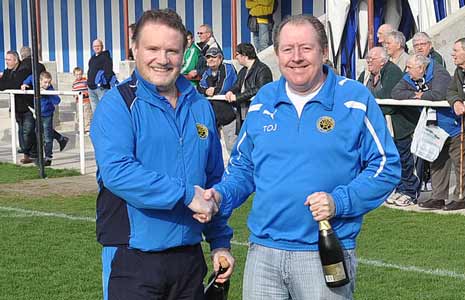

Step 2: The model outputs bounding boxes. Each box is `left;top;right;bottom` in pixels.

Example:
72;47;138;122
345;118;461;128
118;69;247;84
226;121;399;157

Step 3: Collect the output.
88;87;108;113
395;136;420;199
243;243;356;300
253;23;271;52
15;111;36;157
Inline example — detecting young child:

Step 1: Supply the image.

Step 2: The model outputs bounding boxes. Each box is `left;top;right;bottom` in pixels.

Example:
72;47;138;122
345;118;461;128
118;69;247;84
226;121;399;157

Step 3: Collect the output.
71;67;93;134
21;71;69;166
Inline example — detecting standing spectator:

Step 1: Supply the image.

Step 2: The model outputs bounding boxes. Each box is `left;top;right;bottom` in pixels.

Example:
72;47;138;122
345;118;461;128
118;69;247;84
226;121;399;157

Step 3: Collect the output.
195;24;220;77
246;0;275;52
376;23;395;46
225;42;273;133
90;9;234;300
384;31;409;71
87;39;116;112
412;32;446;67
127;23;136;60
181;31;201;86
205;15;400;300
444;37;465;210
393;54;452;209
21;71;69;166
359;47;416;206
72;67;93;134
198;47;237;153
0;50;36;164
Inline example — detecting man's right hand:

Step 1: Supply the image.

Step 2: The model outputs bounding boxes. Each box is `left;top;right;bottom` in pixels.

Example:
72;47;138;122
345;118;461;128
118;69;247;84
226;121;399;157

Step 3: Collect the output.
188;185;218;223
453;101;465;116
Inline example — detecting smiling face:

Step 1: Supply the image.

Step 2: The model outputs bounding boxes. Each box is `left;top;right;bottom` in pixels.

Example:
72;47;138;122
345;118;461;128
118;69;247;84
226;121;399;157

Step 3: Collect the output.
92;40;103;55
276;22;327;95
133;22;184;94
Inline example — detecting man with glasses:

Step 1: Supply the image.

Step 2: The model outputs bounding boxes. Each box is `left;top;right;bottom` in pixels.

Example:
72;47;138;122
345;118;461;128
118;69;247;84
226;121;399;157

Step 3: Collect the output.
195;24;221;77
359;47;414;206
412;32;446;67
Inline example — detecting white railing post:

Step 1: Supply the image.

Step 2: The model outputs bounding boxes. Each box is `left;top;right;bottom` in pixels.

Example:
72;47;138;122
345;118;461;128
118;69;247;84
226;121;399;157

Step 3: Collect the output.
9;93;16;163
78;92;86;174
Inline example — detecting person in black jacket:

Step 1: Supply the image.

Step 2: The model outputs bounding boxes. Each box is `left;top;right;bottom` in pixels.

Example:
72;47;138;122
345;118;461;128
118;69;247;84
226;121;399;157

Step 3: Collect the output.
0;50;37;163
87;39;115;112
225;43;273;133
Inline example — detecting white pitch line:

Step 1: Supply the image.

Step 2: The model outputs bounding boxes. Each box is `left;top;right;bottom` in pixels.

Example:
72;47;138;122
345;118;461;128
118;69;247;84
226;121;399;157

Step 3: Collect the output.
0;206;95;222
1;206;464;281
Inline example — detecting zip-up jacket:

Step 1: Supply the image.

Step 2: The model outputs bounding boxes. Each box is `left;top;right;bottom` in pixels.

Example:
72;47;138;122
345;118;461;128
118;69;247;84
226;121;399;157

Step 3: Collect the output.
392;60;457;137
90;70;232;252
87;50;115;90
214;67;401;251
23;76;60;117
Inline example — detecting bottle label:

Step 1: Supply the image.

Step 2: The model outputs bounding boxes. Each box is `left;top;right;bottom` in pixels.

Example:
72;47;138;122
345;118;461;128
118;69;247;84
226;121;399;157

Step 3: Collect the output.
323;262;347;282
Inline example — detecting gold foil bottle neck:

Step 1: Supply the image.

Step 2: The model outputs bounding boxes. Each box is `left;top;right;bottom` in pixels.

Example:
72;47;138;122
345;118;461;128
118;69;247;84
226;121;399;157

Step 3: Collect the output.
319;220;332;231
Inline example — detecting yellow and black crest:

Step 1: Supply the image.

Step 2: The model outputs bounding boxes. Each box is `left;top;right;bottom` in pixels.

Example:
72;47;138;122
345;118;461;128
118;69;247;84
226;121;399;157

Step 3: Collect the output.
317;116;335;133
196;123;209;139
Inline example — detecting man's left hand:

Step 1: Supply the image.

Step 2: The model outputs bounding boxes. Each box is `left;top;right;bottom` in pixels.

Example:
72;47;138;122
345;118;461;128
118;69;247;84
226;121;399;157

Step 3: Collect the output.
211;248;235;283
304;192;335;221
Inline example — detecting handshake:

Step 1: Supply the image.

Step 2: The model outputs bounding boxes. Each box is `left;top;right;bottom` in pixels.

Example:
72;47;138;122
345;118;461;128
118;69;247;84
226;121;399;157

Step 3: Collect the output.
188;185;222;223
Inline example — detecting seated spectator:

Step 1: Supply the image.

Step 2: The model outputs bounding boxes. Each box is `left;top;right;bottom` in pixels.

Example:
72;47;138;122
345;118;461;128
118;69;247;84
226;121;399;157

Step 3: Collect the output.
359;47;417;206
385;30;409;71
377;23;395;46
225;43;273;133
181;31;201;86
393;54;452;209
412;32;446;67
72;67;93;134
444;37;465;210
198;47;237;153
21;71;69;166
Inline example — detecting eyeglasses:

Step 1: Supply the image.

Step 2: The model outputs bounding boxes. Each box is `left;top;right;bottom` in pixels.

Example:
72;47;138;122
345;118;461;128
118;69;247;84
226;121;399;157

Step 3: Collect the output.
366;57;381;62
197;32;207;35
413;42;430;48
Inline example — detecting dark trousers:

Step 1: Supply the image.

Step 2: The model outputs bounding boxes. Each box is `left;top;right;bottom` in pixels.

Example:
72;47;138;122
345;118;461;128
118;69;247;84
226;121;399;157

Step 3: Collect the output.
395;136;420;199
15;111;37;157
108;244;207;300
431;135;465;201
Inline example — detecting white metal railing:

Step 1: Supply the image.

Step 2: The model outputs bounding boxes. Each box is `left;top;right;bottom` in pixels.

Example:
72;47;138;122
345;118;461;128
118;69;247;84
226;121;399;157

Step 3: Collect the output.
0;89;86;174
209;95;452;108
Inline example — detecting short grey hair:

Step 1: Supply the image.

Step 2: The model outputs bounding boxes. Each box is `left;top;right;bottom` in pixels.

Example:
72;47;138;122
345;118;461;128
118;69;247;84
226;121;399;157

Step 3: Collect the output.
412;32;432;44
455;37;465;50
408;54;430;67
20;46;31;59
385;31;406;48
369;46;389;63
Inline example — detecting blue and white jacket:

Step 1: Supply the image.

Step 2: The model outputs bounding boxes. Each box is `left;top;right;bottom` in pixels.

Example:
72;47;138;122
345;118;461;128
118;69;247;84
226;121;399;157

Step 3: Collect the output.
215;66;401;251
90;70;232;252
23;75;60;117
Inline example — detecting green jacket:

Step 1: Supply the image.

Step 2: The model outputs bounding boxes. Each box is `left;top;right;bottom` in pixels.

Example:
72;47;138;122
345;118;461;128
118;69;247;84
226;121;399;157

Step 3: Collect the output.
181;43;200;75
358;61;413;139
447;66;465;107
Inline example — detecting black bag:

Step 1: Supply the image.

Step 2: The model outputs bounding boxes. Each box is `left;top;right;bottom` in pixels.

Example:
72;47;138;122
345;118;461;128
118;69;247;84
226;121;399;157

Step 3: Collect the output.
210;101;236;127
247;15;258;33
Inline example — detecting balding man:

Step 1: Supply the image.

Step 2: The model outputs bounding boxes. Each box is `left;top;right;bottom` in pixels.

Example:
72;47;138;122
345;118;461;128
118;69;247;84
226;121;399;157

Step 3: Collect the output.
87;39;116;112
377;23;395;46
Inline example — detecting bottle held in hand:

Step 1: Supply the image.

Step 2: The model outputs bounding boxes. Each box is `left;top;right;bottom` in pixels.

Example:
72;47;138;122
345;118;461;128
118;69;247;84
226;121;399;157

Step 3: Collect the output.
318;220;350;287
205;256;230;300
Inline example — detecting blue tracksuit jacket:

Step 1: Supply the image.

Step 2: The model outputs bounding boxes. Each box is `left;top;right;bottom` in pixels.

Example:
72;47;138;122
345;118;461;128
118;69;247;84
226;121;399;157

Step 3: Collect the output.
214;67;401;251
90;70;232;252
23;75;60;117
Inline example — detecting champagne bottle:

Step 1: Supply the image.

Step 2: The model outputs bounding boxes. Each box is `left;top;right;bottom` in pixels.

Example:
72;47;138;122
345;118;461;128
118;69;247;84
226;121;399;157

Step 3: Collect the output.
205;256;230;300
318;220;350;287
